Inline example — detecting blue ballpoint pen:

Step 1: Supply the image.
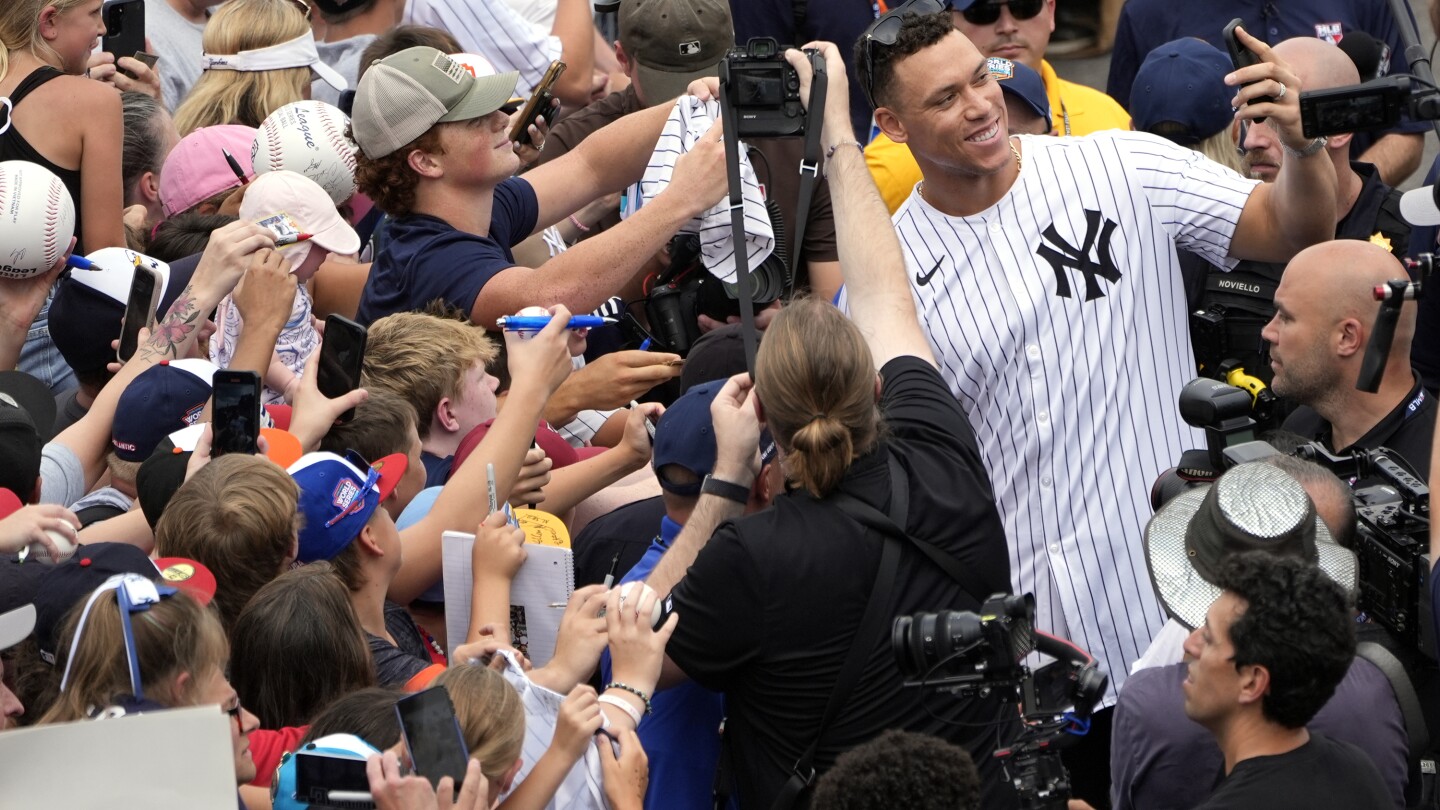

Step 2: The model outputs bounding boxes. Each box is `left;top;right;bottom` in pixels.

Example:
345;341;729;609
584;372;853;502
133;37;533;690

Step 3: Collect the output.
496;315;616;331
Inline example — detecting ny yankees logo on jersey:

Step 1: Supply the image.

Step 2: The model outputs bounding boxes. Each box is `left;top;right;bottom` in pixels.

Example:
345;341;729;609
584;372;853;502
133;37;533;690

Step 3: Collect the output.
1036;208;1122;301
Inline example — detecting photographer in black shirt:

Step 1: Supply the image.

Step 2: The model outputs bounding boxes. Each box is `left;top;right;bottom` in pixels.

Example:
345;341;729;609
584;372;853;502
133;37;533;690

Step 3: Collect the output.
636;42;1014;809
1265;240;1434;480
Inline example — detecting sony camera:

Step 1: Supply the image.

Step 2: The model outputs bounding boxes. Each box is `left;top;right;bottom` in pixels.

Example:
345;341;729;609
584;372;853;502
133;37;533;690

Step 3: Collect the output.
721;37;816;138
893;594;1107;810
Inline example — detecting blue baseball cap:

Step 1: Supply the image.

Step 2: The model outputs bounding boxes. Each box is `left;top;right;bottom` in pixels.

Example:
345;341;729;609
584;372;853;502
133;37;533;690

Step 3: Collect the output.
652;380;776;497
996;59;1051;132
111;359;216;462
1130;38;1234;145
653;381;723;496
288;451;407;563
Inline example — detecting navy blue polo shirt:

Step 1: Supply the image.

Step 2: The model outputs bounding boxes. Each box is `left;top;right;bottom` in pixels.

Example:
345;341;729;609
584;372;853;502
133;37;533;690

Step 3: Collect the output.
355;177;539;325
1107;0;1428;156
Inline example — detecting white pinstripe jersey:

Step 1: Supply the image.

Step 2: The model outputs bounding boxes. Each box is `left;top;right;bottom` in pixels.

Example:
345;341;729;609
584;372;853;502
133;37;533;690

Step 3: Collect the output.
846;131;1260;702
404;0;562;95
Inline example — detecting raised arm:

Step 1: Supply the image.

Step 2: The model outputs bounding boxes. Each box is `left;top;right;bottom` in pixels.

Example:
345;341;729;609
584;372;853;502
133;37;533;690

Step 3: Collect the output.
391;309;576;604
1226;27;1337;263
471;106;728;326
784;43;936;370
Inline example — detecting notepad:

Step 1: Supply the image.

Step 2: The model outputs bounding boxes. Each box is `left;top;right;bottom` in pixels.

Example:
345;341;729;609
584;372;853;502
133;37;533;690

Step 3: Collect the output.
442;529;576;666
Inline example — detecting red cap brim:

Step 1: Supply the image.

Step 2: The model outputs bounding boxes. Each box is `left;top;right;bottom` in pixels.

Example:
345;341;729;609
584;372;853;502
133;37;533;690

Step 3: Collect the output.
369;452;409;502
153;557;218;606
0;488;22;520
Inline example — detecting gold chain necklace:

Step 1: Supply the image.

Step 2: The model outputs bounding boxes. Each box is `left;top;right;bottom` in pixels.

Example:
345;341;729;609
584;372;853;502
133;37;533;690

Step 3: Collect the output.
918;137;1022;203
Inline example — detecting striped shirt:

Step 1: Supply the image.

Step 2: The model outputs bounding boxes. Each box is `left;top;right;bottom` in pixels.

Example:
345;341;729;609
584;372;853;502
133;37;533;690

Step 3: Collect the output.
404;0;561;95
847;131;1259;702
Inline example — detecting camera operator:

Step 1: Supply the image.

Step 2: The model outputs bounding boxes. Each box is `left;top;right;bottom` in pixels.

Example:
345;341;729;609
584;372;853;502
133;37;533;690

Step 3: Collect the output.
1264;240;1434;481
1086;552;1390;810
631;42;1016;809
536;0;842;303
1112;462;1408;810
1187;37;1409;391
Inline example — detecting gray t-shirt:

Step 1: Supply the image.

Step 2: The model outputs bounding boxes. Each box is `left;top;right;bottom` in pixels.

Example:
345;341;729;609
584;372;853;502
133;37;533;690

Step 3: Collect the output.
313;35;375;109
146;0;206;111
40;442;86;508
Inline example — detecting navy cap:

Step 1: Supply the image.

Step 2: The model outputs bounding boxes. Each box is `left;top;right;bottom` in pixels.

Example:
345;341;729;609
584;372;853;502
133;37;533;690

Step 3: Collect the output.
653;381;723;496
32;543;160;662
1130;38;1235;145
997;60;1051;131
110;360;216;462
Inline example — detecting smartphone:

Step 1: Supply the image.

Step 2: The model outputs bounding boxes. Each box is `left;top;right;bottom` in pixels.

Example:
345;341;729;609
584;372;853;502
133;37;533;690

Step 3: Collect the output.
395;687;470;792
317;315;367;424
509;61;567;146
101;0;147;71
117;263;161;363
292;750;371;805
212;370;261;457
1222;18;1274;120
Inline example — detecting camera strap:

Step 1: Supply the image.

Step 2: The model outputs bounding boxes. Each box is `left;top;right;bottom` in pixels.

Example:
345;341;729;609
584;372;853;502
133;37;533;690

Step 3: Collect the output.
789;59;827;282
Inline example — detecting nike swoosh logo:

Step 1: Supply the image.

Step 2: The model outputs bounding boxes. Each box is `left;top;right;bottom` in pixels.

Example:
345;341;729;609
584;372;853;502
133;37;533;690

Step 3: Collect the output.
916;258;942;286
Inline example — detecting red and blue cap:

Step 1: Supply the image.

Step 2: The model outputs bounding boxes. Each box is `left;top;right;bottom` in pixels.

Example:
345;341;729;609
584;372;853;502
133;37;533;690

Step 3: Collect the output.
288;450;408;562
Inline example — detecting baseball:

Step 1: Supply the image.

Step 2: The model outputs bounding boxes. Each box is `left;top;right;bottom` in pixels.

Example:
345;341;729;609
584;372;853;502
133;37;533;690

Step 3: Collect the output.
616;581;665;628
28;529;76;565
0;160;76;279
252;101;358;205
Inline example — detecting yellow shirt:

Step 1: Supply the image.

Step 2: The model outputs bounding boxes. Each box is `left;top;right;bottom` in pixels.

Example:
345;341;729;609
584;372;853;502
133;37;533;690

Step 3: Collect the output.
865;60;1132;213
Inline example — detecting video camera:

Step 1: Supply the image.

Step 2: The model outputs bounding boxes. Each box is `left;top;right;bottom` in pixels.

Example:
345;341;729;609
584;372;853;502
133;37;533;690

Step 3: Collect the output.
1153;378;1434;657
893;594;1108;810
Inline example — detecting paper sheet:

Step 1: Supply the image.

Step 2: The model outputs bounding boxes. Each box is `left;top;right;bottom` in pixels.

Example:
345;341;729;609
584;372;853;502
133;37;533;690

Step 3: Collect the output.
442;530;576;666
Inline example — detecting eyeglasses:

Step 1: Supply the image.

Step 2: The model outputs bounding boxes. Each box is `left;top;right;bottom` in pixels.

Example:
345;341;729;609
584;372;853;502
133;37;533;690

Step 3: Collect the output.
959;0;1045;26
859;0;951;109
225;699;244;731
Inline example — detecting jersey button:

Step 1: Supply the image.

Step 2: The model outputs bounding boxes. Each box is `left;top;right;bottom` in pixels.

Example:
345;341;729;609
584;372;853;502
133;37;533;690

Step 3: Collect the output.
1025;344;1040;359
988;220;1003;234
1037;410;1049;424
1049;542;1061;554
1040;475;1052;487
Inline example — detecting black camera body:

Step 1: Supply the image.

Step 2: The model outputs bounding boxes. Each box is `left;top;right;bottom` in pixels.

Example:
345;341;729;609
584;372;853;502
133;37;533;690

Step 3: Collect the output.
721;37;816;138
893;594;1107;810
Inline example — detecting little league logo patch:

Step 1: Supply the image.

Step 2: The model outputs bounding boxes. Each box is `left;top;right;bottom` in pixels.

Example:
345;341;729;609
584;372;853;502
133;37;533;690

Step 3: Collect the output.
987;57;1015;79
332;478;362;512
1315;22;1343;44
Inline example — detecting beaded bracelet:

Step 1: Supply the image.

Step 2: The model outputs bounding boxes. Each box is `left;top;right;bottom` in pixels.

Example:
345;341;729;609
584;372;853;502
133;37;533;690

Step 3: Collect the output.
598;694;642;726
604;682;653;715
568;213;591;233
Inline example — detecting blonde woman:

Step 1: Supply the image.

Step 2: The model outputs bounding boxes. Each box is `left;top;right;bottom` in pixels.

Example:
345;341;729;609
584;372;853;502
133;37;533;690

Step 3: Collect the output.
0;0;126;253
173;0;348;136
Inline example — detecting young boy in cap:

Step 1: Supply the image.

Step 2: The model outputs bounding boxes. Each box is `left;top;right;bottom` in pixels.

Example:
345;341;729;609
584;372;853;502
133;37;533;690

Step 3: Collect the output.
349;45;728;328
211;170;361;403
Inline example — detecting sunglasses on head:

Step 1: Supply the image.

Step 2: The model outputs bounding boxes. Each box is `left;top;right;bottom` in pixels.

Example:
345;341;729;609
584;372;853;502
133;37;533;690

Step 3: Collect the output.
960;0;1045;26
859;0;952;108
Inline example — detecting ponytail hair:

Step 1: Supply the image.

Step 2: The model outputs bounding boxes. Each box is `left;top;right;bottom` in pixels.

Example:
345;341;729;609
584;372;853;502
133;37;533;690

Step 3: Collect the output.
755;298;881;498
40;589;229;725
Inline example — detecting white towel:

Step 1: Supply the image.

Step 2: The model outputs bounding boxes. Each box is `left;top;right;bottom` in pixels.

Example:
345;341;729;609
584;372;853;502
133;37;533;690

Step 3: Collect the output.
632;96;774;284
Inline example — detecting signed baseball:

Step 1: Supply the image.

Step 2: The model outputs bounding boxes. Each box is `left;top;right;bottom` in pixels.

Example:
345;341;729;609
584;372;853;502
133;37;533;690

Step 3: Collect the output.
252;101;358;205
28;529;76;565
0;160;75;279
616;581;665;628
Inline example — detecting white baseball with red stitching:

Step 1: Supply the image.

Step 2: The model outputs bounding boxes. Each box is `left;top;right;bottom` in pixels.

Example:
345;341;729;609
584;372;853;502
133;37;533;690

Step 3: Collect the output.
251;100;359;205
0;160;76;280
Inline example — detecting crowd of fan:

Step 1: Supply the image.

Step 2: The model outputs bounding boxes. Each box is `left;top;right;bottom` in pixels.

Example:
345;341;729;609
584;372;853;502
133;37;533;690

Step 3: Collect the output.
0;0;1438;808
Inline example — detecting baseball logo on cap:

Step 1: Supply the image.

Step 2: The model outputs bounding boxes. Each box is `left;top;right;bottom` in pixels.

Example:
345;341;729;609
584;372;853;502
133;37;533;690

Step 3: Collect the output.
333;478;361;512
987;57;1015;79
679;40;702;56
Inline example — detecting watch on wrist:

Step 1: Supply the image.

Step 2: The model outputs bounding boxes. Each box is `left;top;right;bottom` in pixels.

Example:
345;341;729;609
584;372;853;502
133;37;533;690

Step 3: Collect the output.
700;474;749;504
1280;135;1327;159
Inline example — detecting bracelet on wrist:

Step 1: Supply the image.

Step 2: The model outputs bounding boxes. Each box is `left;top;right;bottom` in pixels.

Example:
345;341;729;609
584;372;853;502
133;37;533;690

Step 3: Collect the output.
1280;135;1327;159
604;681;653;715
567;213;591;232
598;694;642;726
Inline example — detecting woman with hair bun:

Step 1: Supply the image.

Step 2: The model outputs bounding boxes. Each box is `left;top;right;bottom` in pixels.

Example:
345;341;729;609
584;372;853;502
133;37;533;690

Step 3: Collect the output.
634;42;1018;809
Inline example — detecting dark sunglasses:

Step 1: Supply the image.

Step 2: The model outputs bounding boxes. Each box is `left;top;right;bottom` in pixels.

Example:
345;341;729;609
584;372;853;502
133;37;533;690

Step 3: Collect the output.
960;0;1045;26
859;0;951;108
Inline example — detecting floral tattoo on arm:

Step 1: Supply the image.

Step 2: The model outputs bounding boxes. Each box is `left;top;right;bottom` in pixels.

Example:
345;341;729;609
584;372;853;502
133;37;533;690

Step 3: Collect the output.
136;286;203;362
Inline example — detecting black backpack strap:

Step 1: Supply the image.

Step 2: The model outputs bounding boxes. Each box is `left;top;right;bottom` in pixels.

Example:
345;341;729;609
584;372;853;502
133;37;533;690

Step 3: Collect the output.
1357;641;1430;761
829;456;990;603
766;452;909;810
